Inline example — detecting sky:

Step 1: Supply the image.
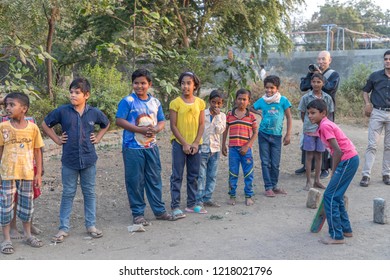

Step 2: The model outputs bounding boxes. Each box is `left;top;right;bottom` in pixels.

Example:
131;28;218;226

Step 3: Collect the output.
297;0;390;20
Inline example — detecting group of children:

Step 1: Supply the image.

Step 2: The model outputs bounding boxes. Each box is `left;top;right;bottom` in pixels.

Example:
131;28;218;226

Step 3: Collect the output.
0;69;359;255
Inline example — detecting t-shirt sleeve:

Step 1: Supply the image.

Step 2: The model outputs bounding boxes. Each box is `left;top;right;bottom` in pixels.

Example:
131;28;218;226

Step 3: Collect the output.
253;99;261;111
96;109;110;128
34;126;45;148
44;108;61;128
199;98;206;111
157;103;165;122
115;98;131;120
321;123;336;142
283;97;292;111
298;95;306;112
169;98;179;112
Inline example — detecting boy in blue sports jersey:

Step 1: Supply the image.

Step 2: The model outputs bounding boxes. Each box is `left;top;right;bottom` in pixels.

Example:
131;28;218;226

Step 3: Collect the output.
116;69;175;226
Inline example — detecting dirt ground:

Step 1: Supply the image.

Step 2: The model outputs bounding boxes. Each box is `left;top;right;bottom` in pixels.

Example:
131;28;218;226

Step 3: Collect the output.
1;118;389;260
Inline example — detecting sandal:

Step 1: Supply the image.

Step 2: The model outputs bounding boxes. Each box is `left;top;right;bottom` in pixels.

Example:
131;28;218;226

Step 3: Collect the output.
133;216;151;226
203;201;221;207
185;206;207;214
87;228;103;239
273;188;287;194
171;209;186;219
1;240;14;255
156;212;177;221
24;236;43;248
51;231;69;243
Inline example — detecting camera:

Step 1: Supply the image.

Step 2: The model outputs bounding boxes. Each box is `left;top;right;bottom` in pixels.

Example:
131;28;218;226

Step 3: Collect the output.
308;64;320;73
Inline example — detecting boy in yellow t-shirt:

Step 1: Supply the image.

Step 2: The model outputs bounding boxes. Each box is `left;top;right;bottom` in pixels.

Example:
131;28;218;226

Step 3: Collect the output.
0;92;44;255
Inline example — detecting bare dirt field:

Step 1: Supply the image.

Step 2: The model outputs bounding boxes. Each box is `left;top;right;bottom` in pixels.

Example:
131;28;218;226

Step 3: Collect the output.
1;118;389;261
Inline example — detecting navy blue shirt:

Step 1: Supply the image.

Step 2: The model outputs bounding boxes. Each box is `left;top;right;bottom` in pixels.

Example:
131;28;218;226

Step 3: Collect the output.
363;69;390;108
44;104;110;169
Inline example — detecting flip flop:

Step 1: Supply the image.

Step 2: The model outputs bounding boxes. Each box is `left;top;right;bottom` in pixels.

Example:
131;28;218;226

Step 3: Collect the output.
185;206;207;214
171;209;186;219
24;236;43;248
51;231;69;243
87;228;103;239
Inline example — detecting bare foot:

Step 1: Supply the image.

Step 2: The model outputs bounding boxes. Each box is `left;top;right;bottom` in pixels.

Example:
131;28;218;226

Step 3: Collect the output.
228;197;236;206
319;237;345;245
304;182;311;191
245;197;254;206
10;229;23;240
313;182;326;189
31;224;42;235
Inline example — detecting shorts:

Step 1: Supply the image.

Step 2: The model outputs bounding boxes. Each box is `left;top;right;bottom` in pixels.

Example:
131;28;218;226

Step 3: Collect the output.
303;134;325;152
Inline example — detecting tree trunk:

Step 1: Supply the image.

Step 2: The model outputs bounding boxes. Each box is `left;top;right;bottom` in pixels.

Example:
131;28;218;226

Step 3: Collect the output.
172;0;189;48
46;7;59;102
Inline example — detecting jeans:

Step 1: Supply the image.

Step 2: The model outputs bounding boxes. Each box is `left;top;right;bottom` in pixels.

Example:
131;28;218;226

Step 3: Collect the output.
170;140;201;209
362;108;390;177
196;151;220;204
324;155;359;240
228;146;254;197
258;131;282;190
60;164;97;232
122;146;166;217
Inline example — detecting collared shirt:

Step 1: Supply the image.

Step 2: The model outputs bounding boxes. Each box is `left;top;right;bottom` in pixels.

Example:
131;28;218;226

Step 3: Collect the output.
200;108;226;153
362;69;390;108
318;117;358;161
116;92;165;149
300;68;340;105
298;90;334;133
44;104;110;170
226;108;257;147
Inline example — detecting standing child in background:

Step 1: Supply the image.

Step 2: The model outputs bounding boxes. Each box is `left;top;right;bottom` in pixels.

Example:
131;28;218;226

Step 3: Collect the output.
307;99;359;244
222;89;258;206
252;75;292;197
298;73;334;191
115;69;175;225
169;71;206;219
42;78;110;243
0;92;44;254
196;89;226;208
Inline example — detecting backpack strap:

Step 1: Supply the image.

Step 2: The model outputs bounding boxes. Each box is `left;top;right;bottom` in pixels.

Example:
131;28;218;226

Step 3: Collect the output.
323;69;335;80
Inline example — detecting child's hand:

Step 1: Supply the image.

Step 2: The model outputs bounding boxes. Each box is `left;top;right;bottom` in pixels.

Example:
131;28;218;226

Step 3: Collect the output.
239;145;249;155
90;133;99;144
57;132;68;145
145;125;158;138
33;175;42;188
190;143;199;155
283;134;291;146
182;143;192;155
210;107;220;115
222;146;227;156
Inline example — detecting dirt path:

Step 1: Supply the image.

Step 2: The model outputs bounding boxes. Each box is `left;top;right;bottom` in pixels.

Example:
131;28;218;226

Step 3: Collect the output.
1;118;389;260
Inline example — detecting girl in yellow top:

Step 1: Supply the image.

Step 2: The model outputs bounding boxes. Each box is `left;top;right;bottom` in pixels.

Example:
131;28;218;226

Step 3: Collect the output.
169;71;206;219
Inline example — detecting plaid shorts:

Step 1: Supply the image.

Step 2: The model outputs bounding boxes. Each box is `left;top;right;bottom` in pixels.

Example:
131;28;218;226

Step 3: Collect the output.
0;180;34;225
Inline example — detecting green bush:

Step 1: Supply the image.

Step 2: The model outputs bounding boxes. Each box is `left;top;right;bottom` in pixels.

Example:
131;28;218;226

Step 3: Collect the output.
79;64;131;127
337;63;374;121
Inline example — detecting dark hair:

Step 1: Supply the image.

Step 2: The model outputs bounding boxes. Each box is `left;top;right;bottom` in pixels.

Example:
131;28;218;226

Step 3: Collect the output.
311;73;325;83
132;68;152;83
235;88;251;99
69;78;91;94
384;50;390;57
178;71;201;93
209;89;224;101
260;64;265;68
307;99;327;114
4;92;30;109
263;75;281;88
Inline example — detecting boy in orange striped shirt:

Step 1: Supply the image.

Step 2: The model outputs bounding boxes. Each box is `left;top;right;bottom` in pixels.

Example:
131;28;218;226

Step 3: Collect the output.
222;89;258;206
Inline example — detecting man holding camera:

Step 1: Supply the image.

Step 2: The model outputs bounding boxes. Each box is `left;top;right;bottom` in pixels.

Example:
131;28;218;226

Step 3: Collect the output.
295;51;340;178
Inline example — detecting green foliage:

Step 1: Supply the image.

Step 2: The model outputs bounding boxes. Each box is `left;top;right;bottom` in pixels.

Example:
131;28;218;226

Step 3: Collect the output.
28;98;56;132
337;63;374;119
214;55;259;111
79;64;131;125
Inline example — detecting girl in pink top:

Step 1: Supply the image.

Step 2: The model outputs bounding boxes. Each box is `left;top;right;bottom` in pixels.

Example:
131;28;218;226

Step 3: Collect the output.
307;99;359;245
